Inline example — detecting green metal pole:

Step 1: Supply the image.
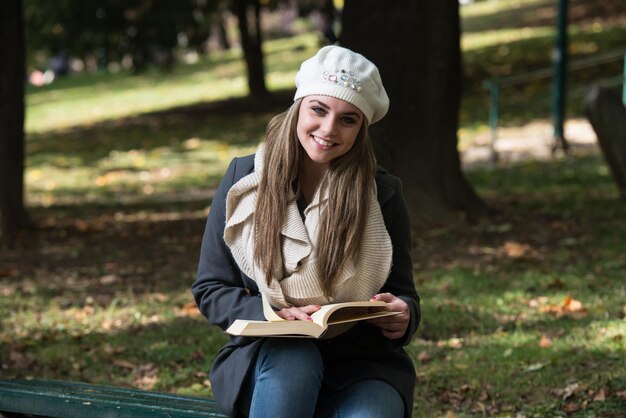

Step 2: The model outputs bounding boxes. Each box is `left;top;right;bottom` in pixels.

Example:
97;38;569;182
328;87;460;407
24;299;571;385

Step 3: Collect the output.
623;53;626;106
551;0;569;152
482;78;500;162
488;79;500;162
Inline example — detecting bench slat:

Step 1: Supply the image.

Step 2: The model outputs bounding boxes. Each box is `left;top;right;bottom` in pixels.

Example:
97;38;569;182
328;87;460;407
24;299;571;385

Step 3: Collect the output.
0;379;226;418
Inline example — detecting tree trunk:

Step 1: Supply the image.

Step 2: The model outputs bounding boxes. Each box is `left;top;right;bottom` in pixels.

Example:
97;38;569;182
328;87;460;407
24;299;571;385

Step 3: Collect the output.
340;0;484;228
0;0;29;247
216;13;231;51
234;0;268;99
584;85;626;199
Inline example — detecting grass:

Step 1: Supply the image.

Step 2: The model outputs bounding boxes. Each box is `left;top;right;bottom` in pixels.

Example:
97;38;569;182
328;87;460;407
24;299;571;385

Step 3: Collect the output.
2;1;626;416
409;151;626;416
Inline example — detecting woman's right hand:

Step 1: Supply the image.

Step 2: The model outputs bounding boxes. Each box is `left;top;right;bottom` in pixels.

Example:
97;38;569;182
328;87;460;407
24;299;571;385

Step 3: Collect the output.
276;305;321;321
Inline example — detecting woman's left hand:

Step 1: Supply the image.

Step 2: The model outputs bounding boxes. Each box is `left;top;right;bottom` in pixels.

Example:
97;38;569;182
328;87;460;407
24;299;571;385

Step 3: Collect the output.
368;293;410;340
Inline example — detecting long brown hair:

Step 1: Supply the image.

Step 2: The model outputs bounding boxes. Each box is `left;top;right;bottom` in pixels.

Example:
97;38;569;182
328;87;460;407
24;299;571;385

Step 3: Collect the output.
253;99;377;298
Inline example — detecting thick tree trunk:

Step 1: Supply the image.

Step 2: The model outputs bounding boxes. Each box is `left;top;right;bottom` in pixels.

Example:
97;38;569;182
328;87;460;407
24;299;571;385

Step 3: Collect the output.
0;0;29;247
340;0;484;227
234;0;268;99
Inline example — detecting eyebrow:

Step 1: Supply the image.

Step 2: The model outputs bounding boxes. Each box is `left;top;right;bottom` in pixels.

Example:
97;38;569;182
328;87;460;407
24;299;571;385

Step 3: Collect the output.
308;99;362;119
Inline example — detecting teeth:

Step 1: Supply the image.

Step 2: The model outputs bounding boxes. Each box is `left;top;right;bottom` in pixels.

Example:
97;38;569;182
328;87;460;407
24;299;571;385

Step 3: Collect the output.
313;136;335;147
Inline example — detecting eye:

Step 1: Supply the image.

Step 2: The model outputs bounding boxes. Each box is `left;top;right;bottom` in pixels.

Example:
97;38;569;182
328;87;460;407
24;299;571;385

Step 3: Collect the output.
311;106;326;115
341;116;357;125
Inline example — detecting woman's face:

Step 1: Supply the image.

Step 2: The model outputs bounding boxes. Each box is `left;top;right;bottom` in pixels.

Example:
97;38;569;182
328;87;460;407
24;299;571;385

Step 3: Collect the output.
296;95;364;170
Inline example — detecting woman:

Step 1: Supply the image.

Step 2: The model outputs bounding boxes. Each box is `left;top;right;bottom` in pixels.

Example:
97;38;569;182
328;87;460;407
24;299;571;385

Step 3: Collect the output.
192;46;420;418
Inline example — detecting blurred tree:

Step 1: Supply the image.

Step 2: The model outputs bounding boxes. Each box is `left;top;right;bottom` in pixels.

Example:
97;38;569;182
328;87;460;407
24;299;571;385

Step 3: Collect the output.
24;0;219;72
23;0;269;97
341;0;485;227
233;0;268;98
0;0;29;246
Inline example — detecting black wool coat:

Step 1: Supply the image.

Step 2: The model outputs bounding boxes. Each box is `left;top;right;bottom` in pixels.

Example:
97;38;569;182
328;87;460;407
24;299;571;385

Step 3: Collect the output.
192;154;421;418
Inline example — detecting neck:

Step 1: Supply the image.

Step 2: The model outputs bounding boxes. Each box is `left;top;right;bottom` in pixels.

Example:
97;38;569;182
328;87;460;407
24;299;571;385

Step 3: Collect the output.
299;158;327;202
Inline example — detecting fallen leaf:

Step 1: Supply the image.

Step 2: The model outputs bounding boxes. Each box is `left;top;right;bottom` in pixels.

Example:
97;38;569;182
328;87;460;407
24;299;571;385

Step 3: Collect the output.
562;402;580;413
113;359;136;369
539;335;552;348
74;219;89;231
528;296;548;308
99;274;119;285
592;389;606;402
417;351;432;362
136;374;158;390
448;338;464;349
552;382;579;400
525;363;546;372
9;351;35;368
549;221;570;232
502;241;532;258
561;294;582;311
150;293;169;302
478;390;489;401
179;301;201;317
135;363;159;390
500;404;516;412
539;294;587;318
101;318;123;331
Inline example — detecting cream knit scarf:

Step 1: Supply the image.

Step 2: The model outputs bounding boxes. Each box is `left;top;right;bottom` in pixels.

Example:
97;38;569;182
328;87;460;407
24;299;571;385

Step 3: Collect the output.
223;145;393;308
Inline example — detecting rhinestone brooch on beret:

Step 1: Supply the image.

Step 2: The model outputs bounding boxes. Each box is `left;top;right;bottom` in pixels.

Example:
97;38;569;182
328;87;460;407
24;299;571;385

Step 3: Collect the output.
322;69;362;92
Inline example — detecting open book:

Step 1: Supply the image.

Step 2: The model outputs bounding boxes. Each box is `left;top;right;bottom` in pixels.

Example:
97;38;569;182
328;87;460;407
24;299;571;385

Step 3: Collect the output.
225;294;399;338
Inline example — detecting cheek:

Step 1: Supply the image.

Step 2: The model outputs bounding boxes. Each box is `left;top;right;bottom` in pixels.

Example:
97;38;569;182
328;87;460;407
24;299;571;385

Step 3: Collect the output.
296;124;307;146
343;128;360;148
296;117;308;141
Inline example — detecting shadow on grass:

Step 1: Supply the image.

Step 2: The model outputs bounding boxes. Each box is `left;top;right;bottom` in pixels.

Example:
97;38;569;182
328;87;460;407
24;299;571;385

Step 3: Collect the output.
462;0;626;33
27;89;294;167
0;315;228;396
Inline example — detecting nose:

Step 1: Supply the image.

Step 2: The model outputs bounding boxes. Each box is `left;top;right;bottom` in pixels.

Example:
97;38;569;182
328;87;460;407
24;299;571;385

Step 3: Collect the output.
320;117;337;137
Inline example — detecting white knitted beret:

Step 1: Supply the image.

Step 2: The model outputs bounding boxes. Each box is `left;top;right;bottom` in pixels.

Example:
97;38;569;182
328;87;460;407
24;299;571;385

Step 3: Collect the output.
294;46;389;124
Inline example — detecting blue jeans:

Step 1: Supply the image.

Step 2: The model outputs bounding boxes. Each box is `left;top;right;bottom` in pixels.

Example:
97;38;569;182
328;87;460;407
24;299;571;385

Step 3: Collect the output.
239;339;404;418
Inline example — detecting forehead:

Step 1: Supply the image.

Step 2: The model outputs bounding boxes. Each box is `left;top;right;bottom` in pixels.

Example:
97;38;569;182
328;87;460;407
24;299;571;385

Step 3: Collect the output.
303;95;362;115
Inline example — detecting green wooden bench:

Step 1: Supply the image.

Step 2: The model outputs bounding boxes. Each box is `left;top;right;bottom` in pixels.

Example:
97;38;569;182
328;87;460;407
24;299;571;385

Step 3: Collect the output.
0;379;227;417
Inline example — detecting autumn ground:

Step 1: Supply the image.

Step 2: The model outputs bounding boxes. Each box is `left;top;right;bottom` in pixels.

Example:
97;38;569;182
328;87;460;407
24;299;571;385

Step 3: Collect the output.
2;116;625;417
2;0;626;416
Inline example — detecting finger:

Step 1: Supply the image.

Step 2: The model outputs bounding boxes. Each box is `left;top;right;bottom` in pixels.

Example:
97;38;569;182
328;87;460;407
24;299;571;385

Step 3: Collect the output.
369;316;407;327
280;307;316;321
371;293;395;303
368;318;406;331
290;307;314;321
276;309;296;320
298;304;322;315
380;329;405;340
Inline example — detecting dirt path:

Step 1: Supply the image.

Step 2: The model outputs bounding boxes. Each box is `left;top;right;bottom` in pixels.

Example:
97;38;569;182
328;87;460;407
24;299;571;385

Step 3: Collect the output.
461;117;599;169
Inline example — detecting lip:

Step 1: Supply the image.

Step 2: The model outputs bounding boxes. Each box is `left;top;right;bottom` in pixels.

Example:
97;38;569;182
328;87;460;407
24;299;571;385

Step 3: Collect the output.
312;135;337;148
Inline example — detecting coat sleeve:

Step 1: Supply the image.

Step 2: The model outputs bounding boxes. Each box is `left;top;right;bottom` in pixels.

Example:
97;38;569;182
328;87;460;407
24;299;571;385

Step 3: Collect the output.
378;175;421;347
191;157;265;331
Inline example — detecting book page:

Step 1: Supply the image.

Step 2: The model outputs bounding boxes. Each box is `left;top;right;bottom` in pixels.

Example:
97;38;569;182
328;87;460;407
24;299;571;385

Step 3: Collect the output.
226;318;324;338
261;293;286;322
311;300;392;327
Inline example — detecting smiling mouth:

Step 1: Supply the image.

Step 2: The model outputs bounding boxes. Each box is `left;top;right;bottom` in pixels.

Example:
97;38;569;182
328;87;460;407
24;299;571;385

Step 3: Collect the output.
312;135;337;147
